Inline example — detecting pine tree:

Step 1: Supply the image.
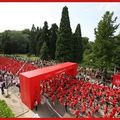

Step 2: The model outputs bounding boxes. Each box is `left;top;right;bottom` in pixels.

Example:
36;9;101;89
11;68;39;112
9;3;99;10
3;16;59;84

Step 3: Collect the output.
93;11;119;69
113;34;120;69
55;6;73;62
73;24;83;62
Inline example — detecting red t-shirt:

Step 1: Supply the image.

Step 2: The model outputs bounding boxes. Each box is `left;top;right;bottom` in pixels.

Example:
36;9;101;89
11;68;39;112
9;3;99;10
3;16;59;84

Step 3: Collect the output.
51;95;56;102
82;103;86;113
75;109;80;117
117;106;120;113
87;112;92;118
104;105;108;114
109;107;117;118
100;98;104;105
89;100;92;107
95;104;99;112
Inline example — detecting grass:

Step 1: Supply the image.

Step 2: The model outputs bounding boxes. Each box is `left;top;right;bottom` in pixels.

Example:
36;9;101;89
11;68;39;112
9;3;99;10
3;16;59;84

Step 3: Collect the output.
15;54;39;60
0;54;39;61
0;100;15;118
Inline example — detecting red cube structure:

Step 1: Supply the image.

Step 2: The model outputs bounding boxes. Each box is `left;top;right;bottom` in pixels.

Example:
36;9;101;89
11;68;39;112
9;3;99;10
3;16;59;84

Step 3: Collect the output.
19;62;77;109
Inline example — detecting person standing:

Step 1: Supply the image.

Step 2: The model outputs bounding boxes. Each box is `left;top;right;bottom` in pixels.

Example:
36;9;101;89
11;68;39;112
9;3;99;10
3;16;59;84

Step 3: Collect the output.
34;99;38;111
1;82;5;95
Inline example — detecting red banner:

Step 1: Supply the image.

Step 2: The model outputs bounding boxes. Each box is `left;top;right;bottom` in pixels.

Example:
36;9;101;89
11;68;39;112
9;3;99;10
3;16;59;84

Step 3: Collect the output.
0;0;120;2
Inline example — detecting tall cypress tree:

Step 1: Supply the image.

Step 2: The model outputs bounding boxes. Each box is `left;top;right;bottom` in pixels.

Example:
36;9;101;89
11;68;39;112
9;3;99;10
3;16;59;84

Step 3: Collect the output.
36;28;43;56
42;21;50;48
40;21;50;58
73;24;83;62
49;23;58;59
29;24;37;55
55;6;73;62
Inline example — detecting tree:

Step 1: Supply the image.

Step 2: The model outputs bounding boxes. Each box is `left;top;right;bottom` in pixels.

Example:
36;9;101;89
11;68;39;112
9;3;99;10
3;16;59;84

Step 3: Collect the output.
40;42;50;60
29;24;37;55
83;41;94;67
1;31;10;54
73;24;83;62
1;30;29;54
82;37;89;52
113;34;120;70
36;28;43;56
49;23;58;59
42;21;49;47
55;6;73;62
93;11;119;69
40;21;50;58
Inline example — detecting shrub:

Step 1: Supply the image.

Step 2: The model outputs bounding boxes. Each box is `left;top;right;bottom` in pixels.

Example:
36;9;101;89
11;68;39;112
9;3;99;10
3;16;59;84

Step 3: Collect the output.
0;100;15;118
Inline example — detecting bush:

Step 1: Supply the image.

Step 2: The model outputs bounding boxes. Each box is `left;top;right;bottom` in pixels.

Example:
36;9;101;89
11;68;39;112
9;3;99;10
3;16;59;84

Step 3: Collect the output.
27;53;32;57
0;100;15;118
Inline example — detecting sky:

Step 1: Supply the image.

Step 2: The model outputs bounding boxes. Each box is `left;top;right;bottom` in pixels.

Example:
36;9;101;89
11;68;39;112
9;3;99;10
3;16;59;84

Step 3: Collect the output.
0;3;120;41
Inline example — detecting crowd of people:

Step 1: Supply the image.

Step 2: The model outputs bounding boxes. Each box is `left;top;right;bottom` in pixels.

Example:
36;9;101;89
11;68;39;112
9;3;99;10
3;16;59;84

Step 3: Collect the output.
41;73;120;118
77;67;111;85
0;57;38;75
0;56;57;96
0;56;120;118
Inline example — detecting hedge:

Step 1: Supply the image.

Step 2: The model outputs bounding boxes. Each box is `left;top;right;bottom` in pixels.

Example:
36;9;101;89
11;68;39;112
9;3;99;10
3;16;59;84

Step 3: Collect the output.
0;100;15;118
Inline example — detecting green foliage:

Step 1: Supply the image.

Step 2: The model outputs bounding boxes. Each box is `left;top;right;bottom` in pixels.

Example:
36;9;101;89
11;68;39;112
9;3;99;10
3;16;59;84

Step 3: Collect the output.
1;30;29;54
93;11;119;69
55;6;73;62
40;42;50;60
82;37;89;52
112;34;120;68
49;23;58;59
42;21;50;48
36;28;43;56
27;53;32;57
40;21;50;58
83;41;94;66
0;100;14;118
29;24;37;55
72;24;83;62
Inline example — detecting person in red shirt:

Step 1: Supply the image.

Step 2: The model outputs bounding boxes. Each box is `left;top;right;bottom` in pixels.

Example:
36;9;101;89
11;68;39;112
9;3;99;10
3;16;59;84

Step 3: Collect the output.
103;113;108;118
117;106;120;115
75;108;80;118
89;99;93;107
64;101;68;113
59;96;64;105
105;96;109;105
51;94;56;104
100;98;104;106
95;103;99;113
112;98;117;107
82;103;86;115
87;111;92;118
91;106;96;116
104;104;108;115
109;107;117;118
